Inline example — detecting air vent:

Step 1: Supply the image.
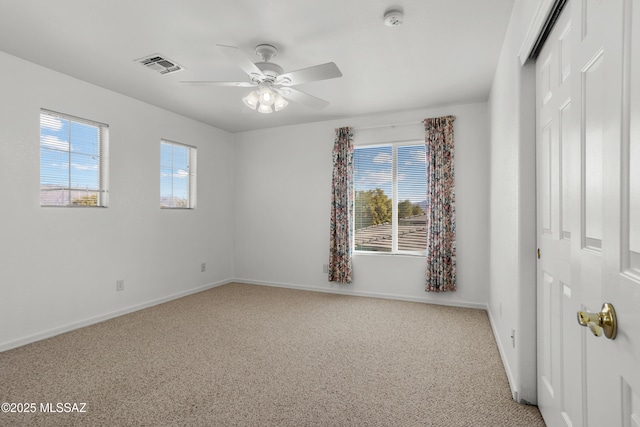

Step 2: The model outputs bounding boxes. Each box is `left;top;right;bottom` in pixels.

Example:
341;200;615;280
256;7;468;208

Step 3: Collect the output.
136;53;184;75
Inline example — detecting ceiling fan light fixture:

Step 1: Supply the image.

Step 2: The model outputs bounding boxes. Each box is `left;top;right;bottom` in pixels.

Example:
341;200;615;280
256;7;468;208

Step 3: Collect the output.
257;103;274;114
274;93;288;111
258;86;275;106
242;91;259;110
243;83;288;114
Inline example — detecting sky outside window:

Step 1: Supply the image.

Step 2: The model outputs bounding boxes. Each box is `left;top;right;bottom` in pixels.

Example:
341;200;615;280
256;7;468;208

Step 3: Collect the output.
40;112;105;206
160;140;192;208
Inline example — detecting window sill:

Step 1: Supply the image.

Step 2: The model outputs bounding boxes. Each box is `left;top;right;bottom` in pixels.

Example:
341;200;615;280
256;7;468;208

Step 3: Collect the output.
160;207;195;210
353;251;426;259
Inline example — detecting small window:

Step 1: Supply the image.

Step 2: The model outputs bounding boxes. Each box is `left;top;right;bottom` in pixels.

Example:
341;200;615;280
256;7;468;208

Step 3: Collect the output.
160;140;197;209
354;142;427;254
40;110;109;207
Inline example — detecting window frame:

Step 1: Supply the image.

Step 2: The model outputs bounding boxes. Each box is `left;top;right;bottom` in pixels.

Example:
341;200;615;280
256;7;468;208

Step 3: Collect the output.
160;139;197;209
39;109;109;208
353;139;427;256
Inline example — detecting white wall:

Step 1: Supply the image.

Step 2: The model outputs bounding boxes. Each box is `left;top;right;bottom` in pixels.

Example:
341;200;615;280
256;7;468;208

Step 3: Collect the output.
487;0;543;404
233;102;490;308
0;51;235;351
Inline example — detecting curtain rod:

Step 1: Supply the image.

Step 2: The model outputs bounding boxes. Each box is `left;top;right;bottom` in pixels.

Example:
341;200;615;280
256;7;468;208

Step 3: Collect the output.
353;120;423;131
352;115;456;131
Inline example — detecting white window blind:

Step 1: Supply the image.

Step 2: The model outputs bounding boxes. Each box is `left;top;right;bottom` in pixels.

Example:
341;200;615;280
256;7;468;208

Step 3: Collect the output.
354;142;427;254
160;140;197;209
40;110;109;207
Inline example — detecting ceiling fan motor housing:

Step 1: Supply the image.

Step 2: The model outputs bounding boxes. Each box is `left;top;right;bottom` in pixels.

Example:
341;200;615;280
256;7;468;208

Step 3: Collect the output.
249;44;284;83
255;62;284;82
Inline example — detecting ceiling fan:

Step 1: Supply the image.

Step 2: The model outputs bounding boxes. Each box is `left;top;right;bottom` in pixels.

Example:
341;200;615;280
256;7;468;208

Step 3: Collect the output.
180;44;342;114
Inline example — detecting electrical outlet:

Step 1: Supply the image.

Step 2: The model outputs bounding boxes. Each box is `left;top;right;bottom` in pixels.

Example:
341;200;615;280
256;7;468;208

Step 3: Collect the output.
201;263;206;272
511;328;516;348
323;264;329;273
116;279;125;292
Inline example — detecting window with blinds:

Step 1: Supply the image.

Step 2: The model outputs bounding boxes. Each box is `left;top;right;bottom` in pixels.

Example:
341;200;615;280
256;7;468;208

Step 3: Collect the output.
354;142;427;254
40;110;109;207
160;140;197;209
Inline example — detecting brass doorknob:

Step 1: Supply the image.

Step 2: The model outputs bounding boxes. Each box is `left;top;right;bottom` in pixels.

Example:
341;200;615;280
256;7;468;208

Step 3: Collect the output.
577;303;617;340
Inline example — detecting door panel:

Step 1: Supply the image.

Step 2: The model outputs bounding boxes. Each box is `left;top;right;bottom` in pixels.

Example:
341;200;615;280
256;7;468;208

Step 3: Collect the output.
576;0;622;424
538;0;640;425
542;121;553;235
536;5;576;426
582;50;604;251
540;272;557;398
582;0;603;39
560;100;572;240
628;0;640;273
621;380;640;426
615;2;640;426
560;282;581;426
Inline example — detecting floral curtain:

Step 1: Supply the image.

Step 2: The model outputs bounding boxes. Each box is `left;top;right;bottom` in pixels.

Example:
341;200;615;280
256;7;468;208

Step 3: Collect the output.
329;127;354;283
424;116;456;292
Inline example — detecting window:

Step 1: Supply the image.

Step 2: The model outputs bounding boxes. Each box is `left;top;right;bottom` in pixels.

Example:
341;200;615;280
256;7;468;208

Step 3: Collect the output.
40;110;109;207
160;140;196;209
354;142;427;254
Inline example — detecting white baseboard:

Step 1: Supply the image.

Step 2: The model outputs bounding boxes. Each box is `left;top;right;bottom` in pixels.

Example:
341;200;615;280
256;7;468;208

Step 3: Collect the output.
232;278;488;310
0;279;232;353
487;307;519;402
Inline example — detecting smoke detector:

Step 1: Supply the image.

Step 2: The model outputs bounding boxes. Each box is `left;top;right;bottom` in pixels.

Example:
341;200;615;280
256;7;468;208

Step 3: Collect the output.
384;10;404;27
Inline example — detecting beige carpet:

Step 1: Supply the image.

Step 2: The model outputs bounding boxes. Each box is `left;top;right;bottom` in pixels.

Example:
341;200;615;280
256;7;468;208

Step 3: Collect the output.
0;283;545;426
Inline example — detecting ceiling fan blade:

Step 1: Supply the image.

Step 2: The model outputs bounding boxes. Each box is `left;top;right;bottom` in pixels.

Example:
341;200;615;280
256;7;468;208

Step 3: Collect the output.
275;87;330;110
180;81;257;87
216;44;265;79
276;62;342;86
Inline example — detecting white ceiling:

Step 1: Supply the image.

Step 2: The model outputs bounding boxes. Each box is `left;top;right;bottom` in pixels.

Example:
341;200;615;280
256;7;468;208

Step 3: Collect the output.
0;0;515;133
